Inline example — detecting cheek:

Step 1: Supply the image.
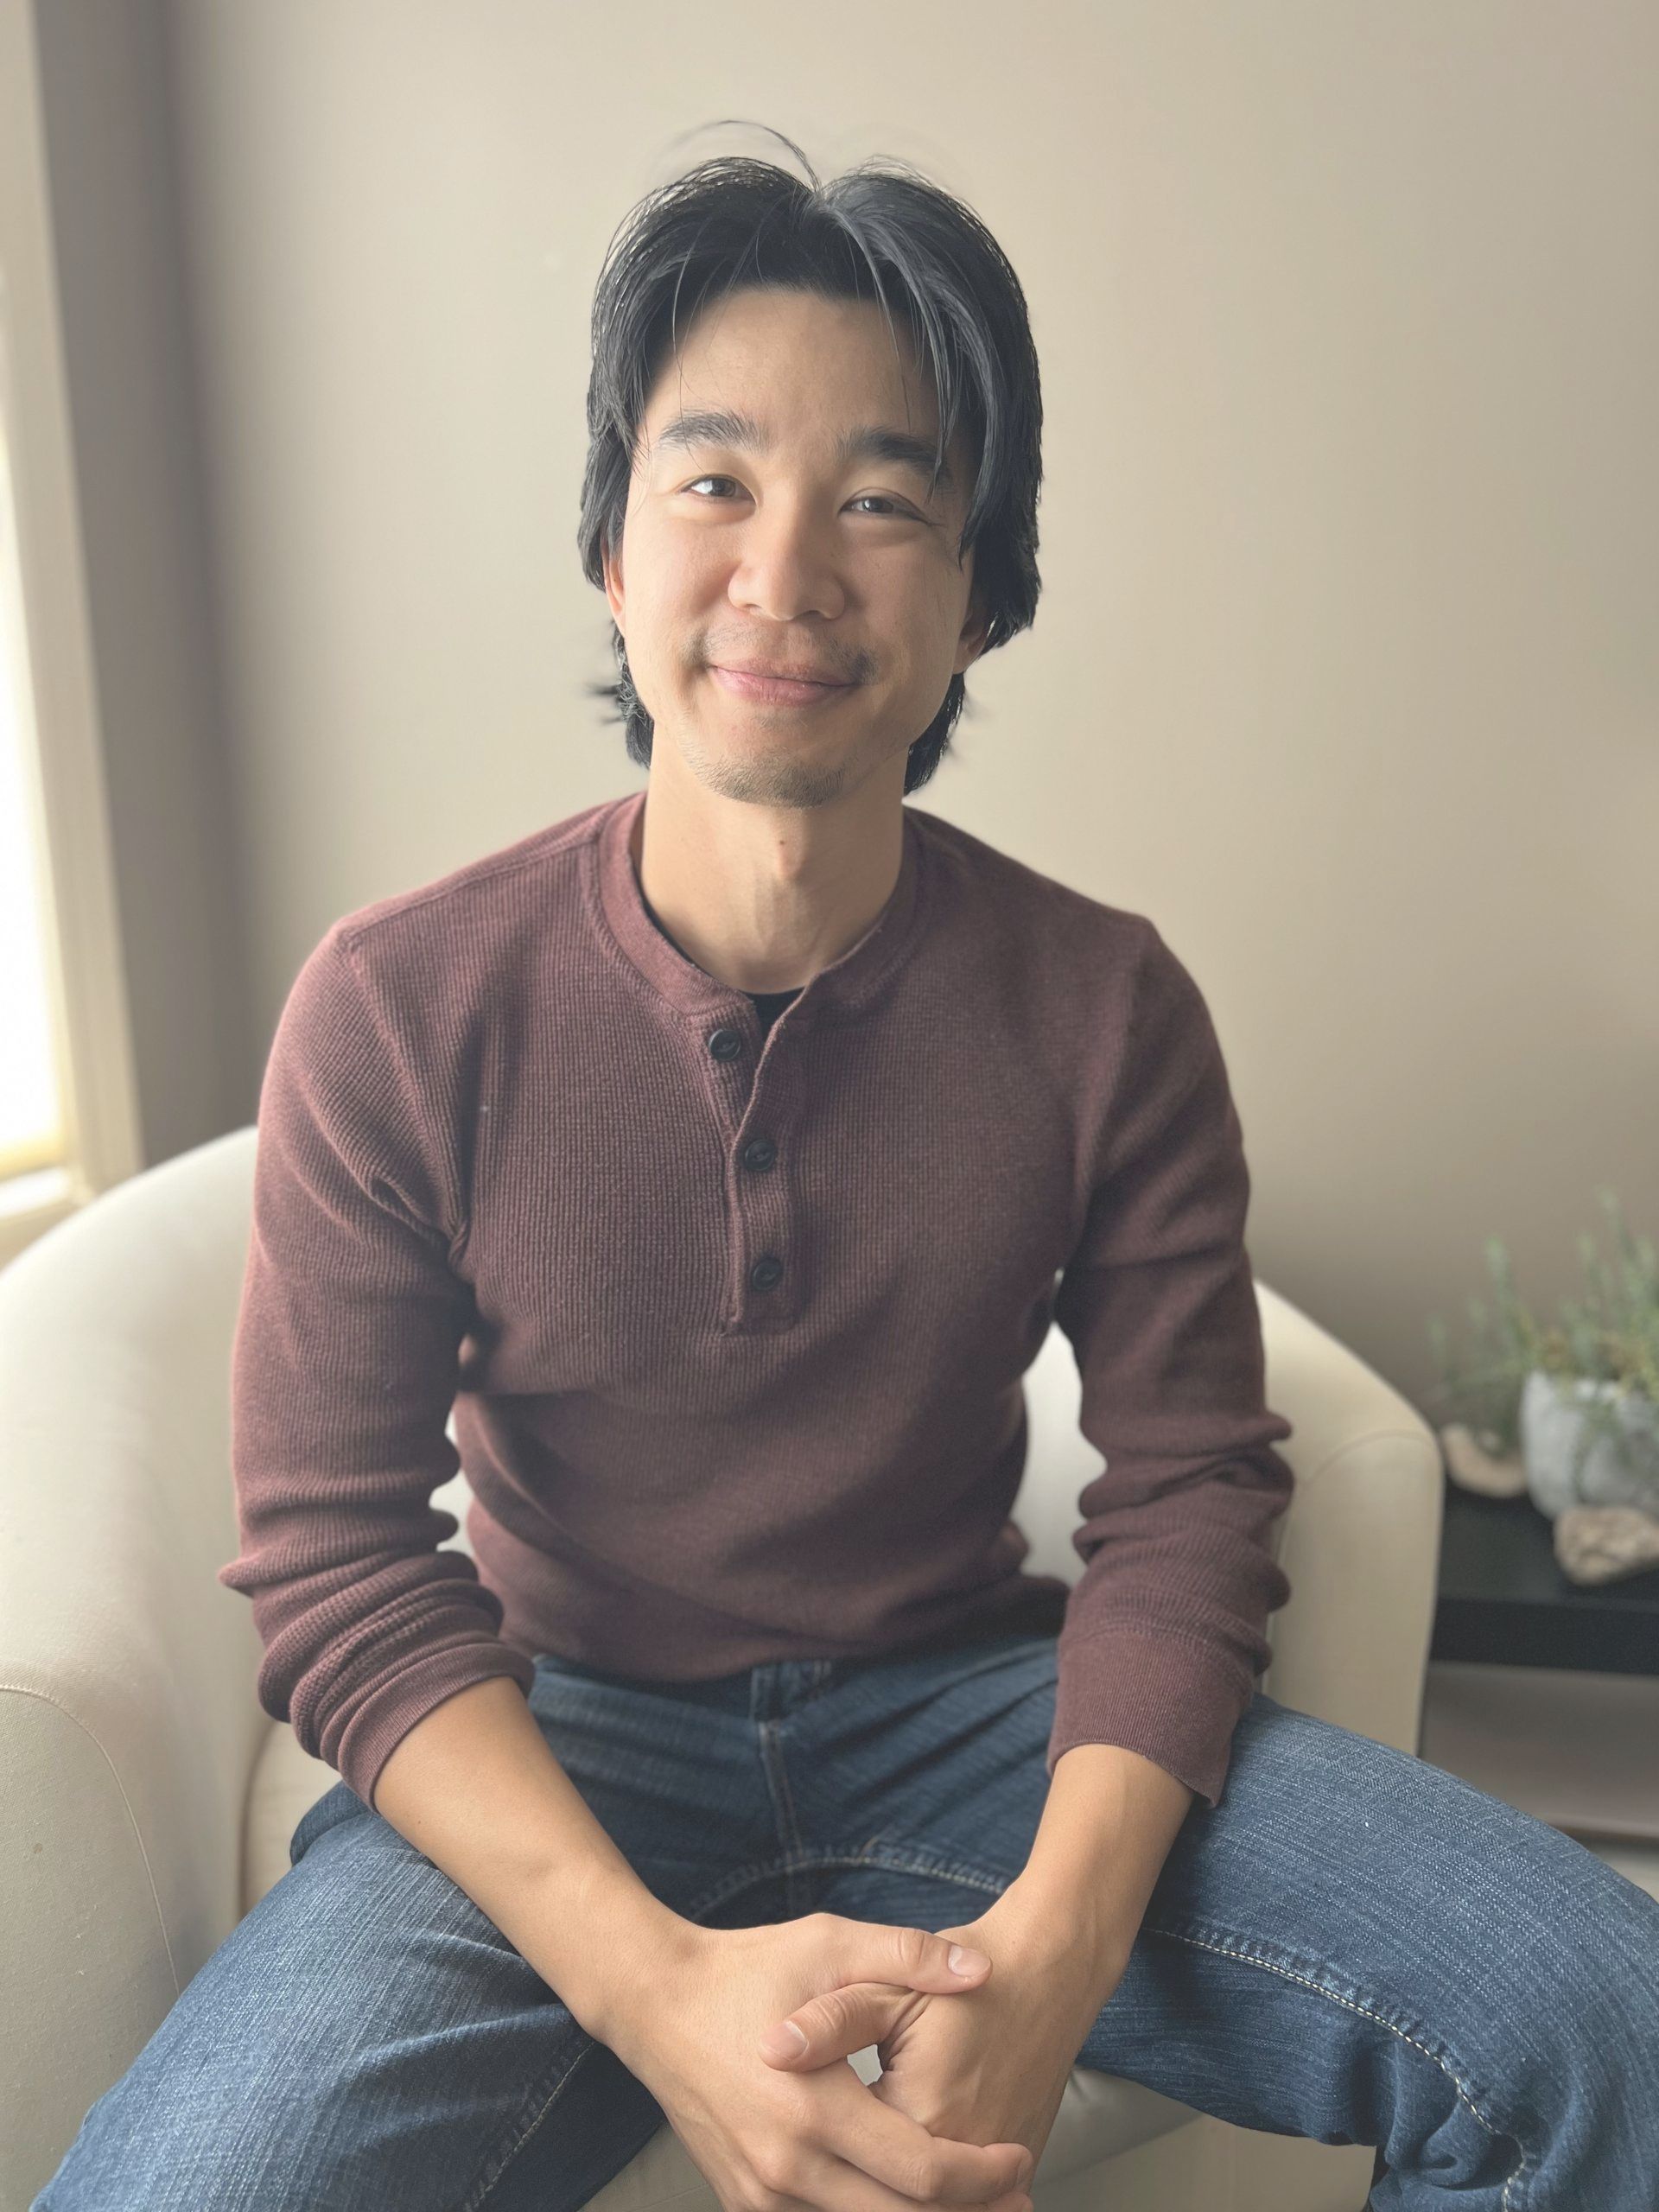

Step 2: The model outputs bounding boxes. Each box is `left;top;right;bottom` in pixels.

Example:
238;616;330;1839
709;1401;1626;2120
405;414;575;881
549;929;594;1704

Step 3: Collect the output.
922;553;973;625
881;583;961;686
622;515;710;611
878;550;964;632
653;548;730;638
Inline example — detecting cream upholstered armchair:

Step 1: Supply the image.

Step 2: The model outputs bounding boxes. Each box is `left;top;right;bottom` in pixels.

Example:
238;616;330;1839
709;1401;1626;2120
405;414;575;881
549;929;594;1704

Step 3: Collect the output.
0;1127;1441;2212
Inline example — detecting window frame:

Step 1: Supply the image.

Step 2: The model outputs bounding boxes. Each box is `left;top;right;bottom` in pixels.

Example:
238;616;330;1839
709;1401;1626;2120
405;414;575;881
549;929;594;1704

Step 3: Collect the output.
0;0;143;1268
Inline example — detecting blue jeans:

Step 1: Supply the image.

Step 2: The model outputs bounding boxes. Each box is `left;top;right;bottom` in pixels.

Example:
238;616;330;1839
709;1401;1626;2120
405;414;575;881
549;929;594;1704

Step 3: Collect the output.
34;1633;1659;2209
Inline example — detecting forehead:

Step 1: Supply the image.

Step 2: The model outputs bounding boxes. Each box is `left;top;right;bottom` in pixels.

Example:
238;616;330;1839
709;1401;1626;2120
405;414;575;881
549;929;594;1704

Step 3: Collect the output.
638;286;950;451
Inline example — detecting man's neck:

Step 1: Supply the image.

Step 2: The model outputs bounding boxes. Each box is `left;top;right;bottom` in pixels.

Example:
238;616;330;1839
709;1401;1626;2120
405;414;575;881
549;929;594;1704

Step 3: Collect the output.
627;772;906;996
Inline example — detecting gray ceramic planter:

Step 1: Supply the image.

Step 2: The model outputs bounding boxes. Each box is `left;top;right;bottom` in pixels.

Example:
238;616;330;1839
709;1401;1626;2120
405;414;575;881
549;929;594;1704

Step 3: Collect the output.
1519;1367;1659;1520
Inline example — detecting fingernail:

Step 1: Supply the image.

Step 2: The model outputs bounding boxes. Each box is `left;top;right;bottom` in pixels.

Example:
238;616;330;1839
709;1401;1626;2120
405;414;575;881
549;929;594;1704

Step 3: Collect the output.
947;1943;990;1974
760;2020;808;2061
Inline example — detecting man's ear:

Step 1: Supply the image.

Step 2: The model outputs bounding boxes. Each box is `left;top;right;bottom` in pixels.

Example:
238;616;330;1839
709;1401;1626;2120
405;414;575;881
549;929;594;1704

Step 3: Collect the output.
957;584;991;673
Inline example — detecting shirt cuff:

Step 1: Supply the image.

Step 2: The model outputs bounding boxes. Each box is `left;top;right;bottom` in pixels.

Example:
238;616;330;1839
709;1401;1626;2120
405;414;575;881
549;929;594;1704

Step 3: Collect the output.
331;1642;539;1810
1046;1624;1255;1809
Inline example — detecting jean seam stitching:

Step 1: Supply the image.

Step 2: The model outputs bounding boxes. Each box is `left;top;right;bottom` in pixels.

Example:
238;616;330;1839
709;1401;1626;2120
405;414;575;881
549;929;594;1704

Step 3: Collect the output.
677;1844;1010;1925
459;2038;594;2211
758;1717;808;1890
680;1853;797;1923
1141;1919;1532;2210
812;1843;1013;1895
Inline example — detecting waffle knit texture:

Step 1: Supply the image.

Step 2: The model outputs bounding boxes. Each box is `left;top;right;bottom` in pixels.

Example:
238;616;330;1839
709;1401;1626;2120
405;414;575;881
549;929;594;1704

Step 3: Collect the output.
219;788;1295;1812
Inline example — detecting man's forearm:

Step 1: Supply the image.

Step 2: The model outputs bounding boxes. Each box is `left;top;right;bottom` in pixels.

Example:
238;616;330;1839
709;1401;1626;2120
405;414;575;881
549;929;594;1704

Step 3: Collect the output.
372;1673;692;2040
989;1743;1196;1996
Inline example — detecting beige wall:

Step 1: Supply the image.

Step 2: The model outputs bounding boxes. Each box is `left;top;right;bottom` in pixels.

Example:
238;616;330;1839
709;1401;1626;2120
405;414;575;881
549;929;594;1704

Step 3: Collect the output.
111;0;1658;1414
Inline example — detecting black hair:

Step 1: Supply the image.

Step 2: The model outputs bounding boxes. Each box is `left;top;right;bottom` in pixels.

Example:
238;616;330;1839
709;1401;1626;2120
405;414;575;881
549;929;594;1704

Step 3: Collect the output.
577;125;1043;794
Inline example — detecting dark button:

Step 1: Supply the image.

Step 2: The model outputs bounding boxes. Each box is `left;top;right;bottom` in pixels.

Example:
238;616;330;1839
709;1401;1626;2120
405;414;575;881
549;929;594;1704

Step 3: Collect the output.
741;1135;778;1172
707;1027;745;1062
748;1255;785;1292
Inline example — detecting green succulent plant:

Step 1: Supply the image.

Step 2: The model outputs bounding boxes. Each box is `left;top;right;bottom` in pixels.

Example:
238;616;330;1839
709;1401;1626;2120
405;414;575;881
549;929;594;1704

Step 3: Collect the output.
1426;1187;1659;1475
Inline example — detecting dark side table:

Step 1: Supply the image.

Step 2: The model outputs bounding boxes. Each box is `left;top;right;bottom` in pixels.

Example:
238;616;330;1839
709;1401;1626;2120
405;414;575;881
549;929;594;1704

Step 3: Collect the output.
1432;1469;1659;1674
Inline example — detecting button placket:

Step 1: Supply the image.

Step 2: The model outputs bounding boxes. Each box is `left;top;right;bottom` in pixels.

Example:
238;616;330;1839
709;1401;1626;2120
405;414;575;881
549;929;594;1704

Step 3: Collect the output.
702;1010;800;1332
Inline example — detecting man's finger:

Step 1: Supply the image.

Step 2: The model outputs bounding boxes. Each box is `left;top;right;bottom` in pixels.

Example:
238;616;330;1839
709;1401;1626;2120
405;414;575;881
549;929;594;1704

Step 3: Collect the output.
805;2049;1035;2203
758;1978;906;2066
819;1916;991;1995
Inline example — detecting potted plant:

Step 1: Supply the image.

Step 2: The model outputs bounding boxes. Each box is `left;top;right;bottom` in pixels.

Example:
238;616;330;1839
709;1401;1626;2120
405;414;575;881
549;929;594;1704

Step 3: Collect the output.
1427;1188;1659;1520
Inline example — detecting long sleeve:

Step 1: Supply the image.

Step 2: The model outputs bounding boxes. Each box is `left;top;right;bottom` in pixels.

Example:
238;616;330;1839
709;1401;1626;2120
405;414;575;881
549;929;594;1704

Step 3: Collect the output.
1046;921;1295;1810
218;924;536;1810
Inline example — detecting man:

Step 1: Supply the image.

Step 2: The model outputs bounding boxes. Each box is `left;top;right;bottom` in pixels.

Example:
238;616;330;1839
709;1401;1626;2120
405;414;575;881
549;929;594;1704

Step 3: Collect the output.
36;139;1659;2212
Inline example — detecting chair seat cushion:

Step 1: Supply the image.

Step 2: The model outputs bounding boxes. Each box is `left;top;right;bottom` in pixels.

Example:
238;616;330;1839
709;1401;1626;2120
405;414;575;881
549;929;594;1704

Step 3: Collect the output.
242;1721;337;1910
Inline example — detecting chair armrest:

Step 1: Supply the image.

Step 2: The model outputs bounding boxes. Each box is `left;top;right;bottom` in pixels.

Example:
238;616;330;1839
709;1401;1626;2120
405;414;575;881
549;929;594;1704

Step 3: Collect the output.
0;1128;266;2199
1016;1280;1444;1762
1255;1283;1444;1756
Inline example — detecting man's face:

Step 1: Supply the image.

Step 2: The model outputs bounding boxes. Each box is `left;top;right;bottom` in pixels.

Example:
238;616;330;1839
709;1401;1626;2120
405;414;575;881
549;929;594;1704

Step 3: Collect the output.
602;285;988;810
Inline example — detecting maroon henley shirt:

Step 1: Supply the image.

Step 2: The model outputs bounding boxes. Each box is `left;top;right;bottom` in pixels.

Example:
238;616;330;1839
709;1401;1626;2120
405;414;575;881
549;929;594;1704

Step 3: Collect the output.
219;788;1295;1812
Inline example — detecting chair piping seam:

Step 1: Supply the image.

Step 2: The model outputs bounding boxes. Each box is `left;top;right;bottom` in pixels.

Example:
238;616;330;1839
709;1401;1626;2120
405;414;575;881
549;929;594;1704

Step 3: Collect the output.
0;1680;182;1999
1297;1426;1440;1497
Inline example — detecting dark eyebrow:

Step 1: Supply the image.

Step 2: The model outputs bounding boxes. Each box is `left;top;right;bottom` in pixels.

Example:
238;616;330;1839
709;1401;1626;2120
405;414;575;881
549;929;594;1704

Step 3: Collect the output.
648;407;954;495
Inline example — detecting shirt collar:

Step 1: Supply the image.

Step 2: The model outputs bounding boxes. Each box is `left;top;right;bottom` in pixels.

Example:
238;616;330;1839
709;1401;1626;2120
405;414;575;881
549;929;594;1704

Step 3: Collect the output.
591;786;929;1026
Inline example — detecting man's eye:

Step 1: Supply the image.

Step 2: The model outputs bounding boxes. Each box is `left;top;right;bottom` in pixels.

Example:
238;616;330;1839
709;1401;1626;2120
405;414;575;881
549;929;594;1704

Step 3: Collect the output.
681;478;913;519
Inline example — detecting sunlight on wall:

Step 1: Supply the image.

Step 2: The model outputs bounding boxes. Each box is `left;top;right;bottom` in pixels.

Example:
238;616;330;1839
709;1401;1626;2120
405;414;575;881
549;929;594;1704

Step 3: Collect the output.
0;408;66;1183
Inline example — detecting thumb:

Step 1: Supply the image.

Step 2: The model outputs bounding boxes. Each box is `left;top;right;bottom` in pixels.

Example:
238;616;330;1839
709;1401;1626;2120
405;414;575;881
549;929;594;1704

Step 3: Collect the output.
758;1924;992;2070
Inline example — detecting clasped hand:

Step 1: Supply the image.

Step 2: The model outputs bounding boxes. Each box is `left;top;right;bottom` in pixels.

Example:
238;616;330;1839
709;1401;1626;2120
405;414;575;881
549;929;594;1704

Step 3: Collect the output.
600;1903;1122;2212
757;1898;1121;2201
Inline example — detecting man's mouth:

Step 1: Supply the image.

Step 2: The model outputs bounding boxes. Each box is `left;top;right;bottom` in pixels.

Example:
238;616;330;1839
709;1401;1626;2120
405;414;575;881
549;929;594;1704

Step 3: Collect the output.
710;666;854;706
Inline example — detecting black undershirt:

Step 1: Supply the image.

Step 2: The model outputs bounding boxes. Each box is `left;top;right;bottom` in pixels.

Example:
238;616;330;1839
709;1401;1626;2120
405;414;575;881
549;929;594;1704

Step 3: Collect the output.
639;896;804;1036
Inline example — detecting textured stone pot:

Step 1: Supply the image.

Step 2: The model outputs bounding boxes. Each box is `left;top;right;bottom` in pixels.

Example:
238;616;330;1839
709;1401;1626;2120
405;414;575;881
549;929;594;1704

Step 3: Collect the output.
1519;1368;1659;1520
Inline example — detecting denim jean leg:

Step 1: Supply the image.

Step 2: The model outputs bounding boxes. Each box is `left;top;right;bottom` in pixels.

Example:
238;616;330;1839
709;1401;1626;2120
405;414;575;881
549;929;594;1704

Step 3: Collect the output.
29;1776;661;2212
1109;1690;1659;2209
790;1637;1659;2210
32;1654;792;2212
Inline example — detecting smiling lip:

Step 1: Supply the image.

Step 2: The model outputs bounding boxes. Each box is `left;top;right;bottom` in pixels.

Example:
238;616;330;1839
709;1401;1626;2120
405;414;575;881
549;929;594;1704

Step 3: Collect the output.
711;665;853;706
